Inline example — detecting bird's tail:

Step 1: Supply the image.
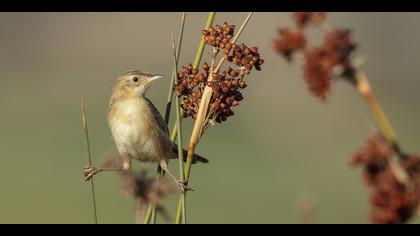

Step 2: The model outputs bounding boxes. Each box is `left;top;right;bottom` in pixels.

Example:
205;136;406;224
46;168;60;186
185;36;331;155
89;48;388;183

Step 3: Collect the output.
171;144;209;164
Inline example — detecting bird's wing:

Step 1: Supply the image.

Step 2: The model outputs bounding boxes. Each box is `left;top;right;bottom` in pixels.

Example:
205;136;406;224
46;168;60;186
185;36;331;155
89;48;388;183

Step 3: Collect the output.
144;97;170;135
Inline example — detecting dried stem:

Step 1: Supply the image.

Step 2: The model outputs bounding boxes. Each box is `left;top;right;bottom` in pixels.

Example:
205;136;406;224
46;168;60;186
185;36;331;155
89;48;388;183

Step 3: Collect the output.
355;71;398;146
80;96;98;224
355;71;410;185
175;12;254;224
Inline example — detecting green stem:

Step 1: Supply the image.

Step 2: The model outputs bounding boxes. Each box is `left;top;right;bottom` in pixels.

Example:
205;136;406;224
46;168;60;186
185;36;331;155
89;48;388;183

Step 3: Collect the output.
173;45;187;224
144;12;187;224
143;206;153;224
174;12;217;224
80;96;98;224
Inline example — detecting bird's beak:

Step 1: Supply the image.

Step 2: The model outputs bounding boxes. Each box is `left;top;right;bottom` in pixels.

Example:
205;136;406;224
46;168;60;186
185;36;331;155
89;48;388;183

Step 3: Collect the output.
149;74;163;82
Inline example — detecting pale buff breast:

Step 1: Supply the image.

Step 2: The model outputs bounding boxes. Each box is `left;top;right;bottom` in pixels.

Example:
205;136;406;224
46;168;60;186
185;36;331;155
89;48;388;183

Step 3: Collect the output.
108;98;162;162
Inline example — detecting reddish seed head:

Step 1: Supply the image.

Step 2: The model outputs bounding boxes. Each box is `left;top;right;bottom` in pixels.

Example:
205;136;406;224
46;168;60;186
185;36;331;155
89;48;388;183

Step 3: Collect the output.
274;27;307;62
293;12;327;29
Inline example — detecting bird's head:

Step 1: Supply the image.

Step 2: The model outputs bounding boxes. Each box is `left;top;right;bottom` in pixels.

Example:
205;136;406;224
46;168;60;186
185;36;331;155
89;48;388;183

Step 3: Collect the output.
112;70;163;98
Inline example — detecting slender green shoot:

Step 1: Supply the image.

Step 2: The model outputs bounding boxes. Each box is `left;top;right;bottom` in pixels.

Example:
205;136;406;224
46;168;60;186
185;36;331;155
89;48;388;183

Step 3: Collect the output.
145;12;187;224
172;32;187;224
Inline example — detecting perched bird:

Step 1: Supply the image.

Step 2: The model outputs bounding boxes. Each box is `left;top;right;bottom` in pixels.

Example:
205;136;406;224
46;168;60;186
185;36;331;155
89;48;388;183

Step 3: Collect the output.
84;70;208;192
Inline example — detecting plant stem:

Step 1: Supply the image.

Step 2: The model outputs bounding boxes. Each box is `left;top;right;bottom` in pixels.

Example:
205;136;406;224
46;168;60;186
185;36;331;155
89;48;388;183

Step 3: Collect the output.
143;205;153;224
80;96;98;224
144;12;187;225
354;71;411;185
175;12;253;224
172;33;187;224
355;71;398;146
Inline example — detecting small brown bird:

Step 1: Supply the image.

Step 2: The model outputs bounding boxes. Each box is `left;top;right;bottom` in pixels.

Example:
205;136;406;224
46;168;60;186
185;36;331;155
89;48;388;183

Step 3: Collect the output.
84;70;208;192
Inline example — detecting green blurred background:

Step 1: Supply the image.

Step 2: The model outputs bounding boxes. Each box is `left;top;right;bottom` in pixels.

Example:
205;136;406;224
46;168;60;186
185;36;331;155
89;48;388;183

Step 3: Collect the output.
0;12;419;224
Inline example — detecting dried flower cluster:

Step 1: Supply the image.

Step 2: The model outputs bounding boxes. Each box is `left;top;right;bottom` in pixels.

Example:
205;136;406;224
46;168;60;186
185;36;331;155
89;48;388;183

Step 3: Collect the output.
274;12;357;100
273;28;306;62
120;170;176;222
174;22;264;125
350;134;420;224
293;12;327;29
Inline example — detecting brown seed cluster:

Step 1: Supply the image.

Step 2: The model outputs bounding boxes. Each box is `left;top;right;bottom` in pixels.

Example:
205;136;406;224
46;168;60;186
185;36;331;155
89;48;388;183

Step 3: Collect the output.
273;27;307;62
202;22;264;71
293;12;327;29
202;22;235;49
174;22;264;125
350;135;420;224
274;12;357;100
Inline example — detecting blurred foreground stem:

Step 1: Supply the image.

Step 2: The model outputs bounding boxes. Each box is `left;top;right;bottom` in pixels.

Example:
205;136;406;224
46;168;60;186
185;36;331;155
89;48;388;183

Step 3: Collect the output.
355;71;410;185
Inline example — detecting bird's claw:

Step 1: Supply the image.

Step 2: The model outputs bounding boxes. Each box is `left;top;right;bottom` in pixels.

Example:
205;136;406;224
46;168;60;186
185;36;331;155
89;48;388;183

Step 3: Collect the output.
176;180;193;193
84;165;100;181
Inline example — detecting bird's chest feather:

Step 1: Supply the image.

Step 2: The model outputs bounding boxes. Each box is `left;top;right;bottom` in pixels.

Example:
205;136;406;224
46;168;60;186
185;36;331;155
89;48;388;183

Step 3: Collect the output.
108;98;158;161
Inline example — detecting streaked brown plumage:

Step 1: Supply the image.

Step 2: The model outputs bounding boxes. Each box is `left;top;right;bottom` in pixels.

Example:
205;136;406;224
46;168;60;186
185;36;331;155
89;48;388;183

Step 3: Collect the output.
84;70;208;192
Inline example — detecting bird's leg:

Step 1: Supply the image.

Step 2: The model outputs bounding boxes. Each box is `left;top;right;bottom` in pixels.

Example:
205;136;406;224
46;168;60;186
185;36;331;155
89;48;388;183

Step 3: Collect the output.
84;156;132;181
159;159;192;193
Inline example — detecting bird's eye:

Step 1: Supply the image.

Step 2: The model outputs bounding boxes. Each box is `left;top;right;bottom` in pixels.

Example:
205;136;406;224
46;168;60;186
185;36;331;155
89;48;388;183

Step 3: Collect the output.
132;77;139;82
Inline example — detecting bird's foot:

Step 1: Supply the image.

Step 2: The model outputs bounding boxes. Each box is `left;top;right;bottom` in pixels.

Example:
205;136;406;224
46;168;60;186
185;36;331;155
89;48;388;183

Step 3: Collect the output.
176;180;193;193
84;165;101;181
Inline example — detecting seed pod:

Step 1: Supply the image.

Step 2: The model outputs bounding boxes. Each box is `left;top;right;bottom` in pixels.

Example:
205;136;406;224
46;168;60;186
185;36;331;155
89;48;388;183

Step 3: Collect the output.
202;30;210;36
214;74;224;81
231;79;239;87
207;81;215;87
203;62;209;71
192;69;198;75
212;102;221;111
233;56;240;65
232;100;239;106
178;71;185;79
222;85;229;94
239;81;247;89
213;92;221;99
225;43;232;50
226;96;234;106
224;54;233;62
244;47;251;54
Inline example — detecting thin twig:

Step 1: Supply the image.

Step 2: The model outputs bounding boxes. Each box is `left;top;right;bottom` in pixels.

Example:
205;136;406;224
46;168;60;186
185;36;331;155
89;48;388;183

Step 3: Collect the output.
80;96;98;224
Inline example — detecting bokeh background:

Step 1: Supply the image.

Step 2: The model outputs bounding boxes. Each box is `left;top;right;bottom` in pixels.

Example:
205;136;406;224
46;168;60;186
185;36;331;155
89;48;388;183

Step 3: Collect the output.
1;12;419;224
